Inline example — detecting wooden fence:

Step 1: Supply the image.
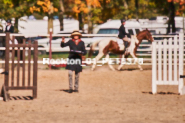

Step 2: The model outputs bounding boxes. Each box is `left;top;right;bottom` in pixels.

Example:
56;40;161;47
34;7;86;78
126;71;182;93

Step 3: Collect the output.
1;33;38;101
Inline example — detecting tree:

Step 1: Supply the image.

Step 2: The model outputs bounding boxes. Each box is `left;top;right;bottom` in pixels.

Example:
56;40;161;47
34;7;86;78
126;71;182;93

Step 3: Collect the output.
58;0;65;31
30;0;58;34
167;0;176;33
0;0;36;33
152;0;185;34
71;0;104;33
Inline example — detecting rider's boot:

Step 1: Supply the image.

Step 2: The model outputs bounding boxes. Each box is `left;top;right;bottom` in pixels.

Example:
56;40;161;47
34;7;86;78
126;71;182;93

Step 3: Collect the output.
124;41;129;55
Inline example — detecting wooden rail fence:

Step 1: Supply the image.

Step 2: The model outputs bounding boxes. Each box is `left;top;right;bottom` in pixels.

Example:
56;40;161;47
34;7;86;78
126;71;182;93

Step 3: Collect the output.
1;33;38;101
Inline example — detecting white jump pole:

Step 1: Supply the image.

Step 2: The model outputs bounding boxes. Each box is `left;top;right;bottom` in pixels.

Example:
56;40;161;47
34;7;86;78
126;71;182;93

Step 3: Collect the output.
179;32;184;95
152;41;157;94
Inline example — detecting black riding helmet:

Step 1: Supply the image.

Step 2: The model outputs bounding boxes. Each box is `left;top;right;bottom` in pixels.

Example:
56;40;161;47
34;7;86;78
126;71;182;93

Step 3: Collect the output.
121;19;126;23
6;19;11;23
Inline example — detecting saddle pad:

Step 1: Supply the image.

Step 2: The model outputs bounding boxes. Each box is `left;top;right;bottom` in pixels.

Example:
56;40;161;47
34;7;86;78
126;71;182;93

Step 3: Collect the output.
116;39;124;45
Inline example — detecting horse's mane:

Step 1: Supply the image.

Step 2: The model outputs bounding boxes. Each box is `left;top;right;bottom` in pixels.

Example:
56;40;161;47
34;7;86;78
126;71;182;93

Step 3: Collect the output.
136;30;149;36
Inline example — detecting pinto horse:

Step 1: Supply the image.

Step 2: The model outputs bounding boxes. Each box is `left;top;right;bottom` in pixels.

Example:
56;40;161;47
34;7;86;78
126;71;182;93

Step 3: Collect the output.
88;29;154;71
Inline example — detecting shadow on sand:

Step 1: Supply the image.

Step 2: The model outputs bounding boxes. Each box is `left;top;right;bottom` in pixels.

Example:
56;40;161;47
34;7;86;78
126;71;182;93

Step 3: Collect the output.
142;91;179;95
56;89;72;93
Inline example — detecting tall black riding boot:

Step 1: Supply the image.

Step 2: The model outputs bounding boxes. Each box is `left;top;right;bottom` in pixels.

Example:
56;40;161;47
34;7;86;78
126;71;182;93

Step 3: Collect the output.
123;41;128;53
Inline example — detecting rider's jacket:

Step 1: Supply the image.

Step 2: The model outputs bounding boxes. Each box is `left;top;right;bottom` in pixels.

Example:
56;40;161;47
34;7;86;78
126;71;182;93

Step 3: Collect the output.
118;25;130;39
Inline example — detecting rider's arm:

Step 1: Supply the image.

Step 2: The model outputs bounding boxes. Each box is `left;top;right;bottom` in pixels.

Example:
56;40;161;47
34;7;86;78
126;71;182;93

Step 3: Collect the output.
61;37;70;47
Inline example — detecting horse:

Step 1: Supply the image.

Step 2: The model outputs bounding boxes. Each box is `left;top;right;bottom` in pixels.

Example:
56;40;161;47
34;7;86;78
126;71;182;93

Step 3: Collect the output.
88;29;154;71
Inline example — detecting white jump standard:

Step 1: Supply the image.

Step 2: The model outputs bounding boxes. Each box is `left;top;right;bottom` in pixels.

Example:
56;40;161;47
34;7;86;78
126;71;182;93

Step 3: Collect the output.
152;33;185;95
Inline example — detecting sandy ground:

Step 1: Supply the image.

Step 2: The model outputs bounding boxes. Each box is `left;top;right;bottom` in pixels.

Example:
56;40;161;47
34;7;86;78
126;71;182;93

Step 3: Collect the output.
0;65;185;123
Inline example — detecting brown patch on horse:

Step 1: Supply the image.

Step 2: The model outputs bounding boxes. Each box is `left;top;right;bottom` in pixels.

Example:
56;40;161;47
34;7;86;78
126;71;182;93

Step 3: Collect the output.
88;46;94;58
103;40;124;55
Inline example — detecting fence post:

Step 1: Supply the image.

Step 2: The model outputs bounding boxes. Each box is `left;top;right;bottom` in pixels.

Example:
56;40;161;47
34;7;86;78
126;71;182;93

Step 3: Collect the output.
49;28;52;69
163;39;167;84
158;41;162;84
152;41;157;94
179;32;184;95
33;41;38;98
5;33;10;88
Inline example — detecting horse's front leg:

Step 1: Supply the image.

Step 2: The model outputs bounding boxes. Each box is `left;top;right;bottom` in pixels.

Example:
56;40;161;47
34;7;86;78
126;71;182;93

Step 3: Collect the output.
117;54;125;70
130;53;143;71
91;52;104;71
105;54;115;71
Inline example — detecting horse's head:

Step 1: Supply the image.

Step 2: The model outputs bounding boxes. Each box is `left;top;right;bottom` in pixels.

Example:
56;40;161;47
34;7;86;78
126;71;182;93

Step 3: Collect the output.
145;29;154;42
137;29;154;42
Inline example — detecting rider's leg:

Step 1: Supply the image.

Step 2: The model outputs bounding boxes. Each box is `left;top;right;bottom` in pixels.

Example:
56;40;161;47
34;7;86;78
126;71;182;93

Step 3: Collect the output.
123;37;131;54
68;70;73;92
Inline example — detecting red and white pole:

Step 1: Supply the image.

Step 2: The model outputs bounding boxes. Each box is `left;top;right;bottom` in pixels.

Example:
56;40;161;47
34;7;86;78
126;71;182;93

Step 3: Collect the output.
49;28;52;69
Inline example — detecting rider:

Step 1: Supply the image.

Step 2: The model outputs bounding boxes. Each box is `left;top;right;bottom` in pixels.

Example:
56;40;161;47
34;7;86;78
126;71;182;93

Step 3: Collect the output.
118;19;131;54
61;30;86;93
5;19;14;33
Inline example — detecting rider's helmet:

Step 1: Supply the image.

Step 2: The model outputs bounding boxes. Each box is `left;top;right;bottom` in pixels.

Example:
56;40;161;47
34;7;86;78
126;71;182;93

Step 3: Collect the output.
120;19;126;23
6;19;12;24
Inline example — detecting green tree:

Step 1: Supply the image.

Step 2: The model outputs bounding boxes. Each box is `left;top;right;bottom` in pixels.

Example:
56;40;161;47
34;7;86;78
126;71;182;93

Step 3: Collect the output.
30;0;59;34
0;0;37;33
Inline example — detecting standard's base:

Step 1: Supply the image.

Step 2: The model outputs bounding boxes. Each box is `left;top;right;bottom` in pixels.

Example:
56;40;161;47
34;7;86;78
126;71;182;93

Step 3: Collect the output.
181;86;185;95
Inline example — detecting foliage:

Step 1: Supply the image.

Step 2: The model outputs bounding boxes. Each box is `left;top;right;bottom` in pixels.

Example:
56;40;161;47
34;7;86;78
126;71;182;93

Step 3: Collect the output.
0;0;36;20
30;0;58;15
0;0;185;33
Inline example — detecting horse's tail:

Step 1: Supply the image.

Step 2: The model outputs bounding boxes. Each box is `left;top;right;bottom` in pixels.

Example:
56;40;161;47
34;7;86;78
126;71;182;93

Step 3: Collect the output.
88;39;102;58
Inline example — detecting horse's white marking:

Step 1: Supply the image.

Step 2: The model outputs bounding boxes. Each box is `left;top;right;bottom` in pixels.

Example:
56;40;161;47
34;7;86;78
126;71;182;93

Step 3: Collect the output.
128;35;139;53
118;44;124;51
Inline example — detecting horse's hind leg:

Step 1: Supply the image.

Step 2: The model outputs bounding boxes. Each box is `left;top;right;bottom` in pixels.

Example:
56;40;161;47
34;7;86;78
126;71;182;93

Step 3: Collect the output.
91;52;104;71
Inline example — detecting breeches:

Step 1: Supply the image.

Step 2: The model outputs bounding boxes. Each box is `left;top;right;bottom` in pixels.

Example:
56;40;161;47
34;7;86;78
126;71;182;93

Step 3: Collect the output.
68;70;80;90
122;37;130;42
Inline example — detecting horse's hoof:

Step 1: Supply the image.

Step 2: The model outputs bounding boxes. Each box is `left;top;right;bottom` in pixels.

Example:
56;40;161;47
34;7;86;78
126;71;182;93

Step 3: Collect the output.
117;68;121;71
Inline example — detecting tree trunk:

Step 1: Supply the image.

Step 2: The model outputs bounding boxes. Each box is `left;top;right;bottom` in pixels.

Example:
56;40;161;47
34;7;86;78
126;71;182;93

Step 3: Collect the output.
123;0;128;9
78;12;83;31
14;18;19;33
88;20;93;34
48;14;53;34
59;0;64;31
167;1;176;34
13;0;19;33
102;0;106;22
87;5;93;34
123;0;128;19
135;0;139;21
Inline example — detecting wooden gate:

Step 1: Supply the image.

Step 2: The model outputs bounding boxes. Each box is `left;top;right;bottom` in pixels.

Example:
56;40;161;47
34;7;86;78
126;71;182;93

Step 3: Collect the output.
1;33;38;101
152;33;185;95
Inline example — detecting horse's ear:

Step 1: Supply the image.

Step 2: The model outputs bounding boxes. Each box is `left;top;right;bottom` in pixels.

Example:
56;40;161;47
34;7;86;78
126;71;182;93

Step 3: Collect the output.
146;28;148;31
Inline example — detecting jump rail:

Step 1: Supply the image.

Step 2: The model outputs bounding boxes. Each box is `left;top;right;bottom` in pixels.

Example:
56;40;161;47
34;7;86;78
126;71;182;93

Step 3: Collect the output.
0;33;185;37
